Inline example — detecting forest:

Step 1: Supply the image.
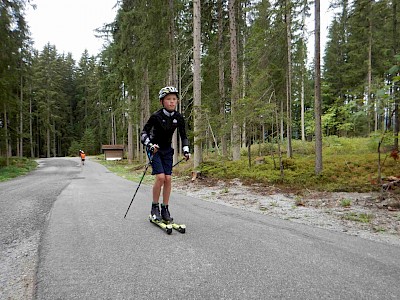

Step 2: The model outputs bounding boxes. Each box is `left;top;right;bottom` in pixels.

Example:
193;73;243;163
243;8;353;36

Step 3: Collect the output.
1;0;400;177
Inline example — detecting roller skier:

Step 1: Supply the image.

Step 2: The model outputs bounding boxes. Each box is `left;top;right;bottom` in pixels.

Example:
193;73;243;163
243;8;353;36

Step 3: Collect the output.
141;86;190;233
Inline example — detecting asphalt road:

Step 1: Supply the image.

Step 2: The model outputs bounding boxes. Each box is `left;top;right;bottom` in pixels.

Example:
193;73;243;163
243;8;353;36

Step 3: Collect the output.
2;158;400;299
0;158;81;299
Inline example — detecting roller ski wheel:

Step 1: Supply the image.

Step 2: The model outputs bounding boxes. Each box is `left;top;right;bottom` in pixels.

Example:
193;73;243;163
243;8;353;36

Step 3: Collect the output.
163;220;186;234
176;224;186;234
160;205;185;233
149;215;173;234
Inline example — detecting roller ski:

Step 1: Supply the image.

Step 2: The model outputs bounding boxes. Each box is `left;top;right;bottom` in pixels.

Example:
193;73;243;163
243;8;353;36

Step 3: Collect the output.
149;204;186;234
149;215;173;234
161;204;186;234
149;203;172;234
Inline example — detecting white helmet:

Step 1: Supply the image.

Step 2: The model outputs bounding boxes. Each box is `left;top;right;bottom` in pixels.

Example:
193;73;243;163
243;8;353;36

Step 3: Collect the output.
159;86;178;100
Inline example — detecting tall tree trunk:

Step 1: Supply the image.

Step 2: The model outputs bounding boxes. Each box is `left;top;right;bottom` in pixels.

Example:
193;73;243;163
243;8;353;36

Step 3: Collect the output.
169;0;179;164
369;45;375;132
229;0;241;161
168;0;177;87
193;0;202;168
393;95;398;150
314;0;323;174
98;97;103;154
301;75;305;141
218;0;227;157
46;127;50;158
280;100;284;141
301;2;306;142
111;109;115;145
141;65;150;163
46;97;51;158
29;89;34;158
122;83;126;150
367;3;373;134
143;66;150;123
3;104;10;165
285;0;293;158
127;95;133;164
275;106;284;179
53;123;56;157
19;73;23;157
136;123;141;163
393;1;399;151
241;2;247;150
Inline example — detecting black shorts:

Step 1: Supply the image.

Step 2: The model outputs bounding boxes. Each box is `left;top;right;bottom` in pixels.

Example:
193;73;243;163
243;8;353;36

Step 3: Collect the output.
151;147;174;175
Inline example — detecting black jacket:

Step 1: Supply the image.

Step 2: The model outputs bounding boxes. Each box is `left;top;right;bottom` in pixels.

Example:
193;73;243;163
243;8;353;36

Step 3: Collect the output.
141;108;189;150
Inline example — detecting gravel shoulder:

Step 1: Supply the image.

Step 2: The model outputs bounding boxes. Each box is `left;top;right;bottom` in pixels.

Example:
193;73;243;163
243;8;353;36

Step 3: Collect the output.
173;176;400;246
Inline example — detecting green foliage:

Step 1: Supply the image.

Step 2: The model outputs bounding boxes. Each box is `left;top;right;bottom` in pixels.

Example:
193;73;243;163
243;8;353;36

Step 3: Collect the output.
80;128;98;156
67;128;102;156
198;137;396;192
323;0;395;136
68;141;81;157
343;212;374;223
0;157;37;182
322;136;374;155
340;199;352;207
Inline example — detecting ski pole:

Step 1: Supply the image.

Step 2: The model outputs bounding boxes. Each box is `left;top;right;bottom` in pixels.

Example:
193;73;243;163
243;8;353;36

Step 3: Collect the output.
172;157;186;168
124;154;153;219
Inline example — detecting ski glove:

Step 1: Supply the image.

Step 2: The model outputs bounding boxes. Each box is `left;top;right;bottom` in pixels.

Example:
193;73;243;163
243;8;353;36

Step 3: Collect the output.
147;143;159;154
184;151;191;161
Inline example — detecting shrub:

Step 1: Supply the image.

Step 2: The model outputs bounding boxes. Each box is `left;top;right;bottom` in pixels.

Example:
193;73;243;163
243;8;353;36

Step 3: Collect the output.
340;199;352;207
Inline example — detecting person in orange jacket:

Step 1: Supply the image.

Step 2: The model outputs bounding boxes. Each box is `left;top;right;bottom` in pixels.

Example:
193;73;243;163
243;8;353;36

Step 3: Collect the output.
79;150;86;166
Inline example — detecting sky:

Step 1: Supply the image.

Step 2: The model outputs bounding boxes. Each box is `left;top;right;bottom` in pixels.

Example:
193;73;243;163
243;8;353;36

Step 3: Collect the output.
25;1;334;62
25;0;118;61
307;1;336;61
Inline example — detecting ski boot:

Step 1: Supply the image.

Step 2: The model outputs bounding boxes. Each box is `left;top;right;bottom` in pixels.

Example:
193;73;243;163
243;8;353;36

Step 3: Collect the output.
151;203;161;221
149;203;172;234
161;204;173;223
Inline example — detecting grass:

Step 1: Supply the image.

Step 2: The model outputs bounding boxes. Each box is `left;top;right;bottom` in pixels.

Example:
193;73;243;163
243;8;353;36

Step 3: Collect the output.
270;201;279;207
197;154;374;192
340;199;352;207
373;227;386;233
196;136;399;193
220;187;229;194
0;157;37;182
343;212;374;223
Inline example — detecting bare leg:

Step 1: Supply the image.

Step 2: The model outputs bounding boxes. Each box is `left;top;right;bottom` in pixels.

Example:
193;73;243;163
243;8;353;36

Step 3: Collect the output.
162;175;172;205
153;173;165;203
